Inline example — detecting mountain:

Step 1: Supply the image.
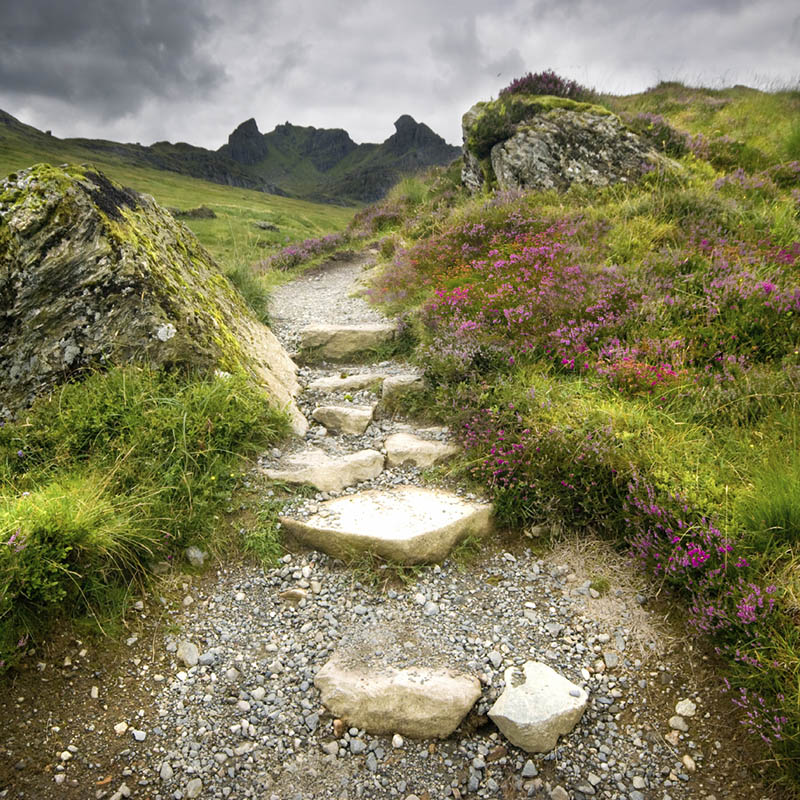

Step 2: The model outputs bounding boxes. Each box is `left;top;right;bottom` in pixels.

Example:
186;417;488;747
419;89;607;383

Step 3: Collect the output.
0;110;460;205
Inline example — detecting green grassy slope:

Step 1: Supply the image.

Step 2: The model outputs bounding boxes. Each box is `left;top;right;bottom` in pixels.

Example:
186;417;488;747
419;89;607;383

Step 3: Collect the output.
603;82;800;163
356;81;800;793
0;113;354;270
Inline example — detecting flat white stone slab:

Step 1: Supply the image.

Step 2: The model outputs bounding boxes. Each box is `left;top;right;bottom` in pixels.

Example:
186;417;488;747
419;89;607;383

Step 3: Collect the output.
263;447;384;493
382;374;425;402
280;486;492;564
489;661;589;753
312;404;375;434
300;324;396;360
385;432;459;468
307;373;389;393
315;656;481;738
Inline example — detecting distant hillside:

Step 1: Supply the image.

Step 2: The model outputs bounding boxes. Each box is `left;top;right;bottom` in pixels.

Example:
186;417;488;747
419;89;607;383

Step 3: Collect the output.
0;110;460;206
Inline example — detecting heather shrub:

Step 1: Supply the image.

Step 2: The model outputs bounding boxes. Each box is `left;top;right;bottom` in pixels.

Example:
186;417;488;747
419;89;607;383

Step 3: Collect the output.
257;232;349;271
499;69;594;102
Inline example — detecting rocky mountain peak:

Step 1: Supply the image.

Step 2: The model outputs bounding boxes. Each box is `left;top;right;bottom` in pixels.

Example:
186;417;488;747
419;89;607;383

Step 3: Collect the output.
220;118;269;165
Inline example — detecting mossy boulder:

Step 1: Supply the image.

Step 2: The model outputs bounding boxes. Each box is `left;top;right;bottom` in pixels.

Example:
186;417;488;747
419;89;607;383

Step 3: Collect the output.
0;164;306;433
461;95;667;192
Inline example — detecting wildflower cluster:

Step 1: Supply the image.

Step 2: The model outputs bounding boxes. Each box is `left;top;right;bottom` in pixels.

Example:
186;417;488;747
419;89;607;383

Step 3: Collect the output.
257;232;349;271
499;70;592;101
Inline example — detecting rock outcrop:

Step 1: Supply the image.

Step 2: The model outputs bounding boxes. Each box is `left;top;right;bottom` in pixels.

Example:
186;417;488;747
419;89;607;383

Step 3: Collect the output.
0;164;306;432
219;118;270;166
461;95;666;193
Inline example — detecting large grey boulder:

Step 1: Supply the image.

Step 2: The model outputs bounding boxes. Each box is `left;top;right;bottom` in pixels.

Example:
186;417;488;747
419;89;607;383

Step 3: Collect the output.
461;95;666;193
0;164;306;432
488;661;588;753
315;656;481;738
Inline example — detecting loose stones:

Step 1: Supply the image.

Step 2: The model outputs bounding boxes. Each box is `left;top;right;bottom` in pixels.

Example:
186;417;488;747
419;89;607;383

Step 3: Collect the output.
488;661;589;753
314;656;481;738
279;486;492;564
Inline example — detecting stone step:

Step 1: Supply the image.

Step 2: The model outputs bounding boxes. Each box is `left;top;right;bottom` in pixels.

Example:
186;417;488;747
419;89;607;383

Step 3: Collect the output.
307;372;390;393
312;403;376;435
300;323;396;361
280;486;492;564
315;655;480;739
384;432;459;468
262;447;384;493
382;374;425;403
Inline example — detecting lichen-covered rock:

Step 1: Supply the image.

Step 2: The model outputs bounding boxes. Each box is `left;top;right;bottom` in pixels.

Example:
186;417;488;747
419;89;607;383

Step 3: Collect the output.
0;164;306;432
461;95;668;193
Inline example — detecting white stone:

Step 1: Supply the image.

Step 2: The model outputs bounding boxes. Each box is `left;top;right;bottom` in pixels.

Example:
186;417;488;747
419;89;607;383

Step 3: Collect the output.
675;698;697;717
159;762;174;781
264;447;384;493
488;661;588;753
314;656;480;738
113;721;128;735
669;715;689;732
381;374;425;402
392;733;404;748
312;404;375;434
301;324;396;360
384;433;459;468
185;778;203;799
176;641;199;668
308;373;389;393
280;486;493;564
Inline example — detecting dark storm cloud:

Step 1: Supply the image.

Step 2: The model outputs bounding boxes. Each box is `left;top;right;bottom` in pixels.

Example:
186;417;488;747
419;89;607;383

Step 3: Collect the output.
0;0;798;150
0;0;226;116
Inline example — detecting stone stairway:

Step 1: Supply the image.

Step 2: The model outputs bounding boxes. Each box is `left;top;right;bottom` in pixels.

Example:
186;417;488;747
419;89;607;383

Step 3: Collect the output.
259;319;589;757
264;323;493;565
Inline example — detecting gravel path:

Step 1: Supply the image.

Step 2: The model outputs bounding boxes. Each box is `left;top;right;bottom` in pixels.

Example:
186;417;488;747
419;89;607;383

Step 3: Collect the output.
0;254;774;800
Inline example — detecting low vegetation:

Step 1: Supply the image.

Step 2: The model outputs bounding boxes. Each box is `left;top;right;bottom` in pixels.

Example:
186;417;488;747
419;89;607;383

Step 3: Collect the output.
356;78;800;791
0;367;289;669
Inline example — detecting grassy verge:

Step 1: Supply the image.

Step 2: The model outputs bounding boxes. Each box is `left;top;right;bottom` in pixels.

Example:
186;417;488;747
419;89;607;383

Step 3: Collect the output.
0;366;290;669
355;83;800;791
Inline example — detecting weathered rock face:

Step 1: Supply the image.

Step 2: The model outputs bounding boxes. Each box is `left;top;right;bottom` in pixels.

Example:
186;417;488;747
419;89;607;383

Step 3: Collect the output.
488;661;588;753
0;164;306;432
461;95;665;193
220;118;270;166
315;656;481;738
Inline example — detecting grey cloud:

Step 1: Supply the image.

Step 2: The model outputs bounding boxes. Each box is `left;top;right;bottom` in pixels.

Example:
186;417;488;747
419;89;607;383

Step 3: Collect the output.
0;0;226;116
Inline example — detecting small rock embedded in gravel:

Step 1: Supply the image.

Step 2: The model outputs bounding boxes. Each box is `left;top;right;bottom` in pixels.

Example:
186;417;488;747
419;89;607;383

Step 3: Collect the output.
131;729;146;741
176;640;199;667
113;721;128;735
603;651;619;669
550;787;570;800
521;759;538;777
675;698;697;717
185;777;203;798
159;762;174;780
669;715;689;732
682;754;697;773
392;733;404;748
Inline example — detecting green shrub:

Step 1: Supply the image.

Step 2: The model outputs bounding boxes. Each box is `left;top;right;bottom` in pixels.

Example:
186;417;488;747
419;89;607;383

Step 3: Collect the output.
0;366;289;667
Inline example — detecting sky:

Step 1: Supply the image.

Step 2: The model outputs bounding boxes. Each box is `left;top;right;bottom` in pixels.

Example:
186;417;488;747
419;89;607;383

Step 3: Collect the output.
0;0;798;150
